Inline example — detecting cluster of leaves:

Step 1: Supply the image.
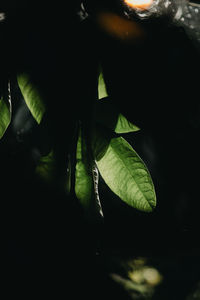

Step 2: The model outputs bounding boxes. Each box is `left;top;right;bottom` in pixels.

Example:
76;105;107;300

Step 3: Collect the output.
0;69;156;222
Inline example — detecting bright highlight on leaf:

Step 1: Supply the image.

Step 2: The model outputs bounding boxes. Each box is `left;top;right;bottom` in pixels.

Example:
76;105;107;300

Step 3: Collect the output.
98;71;108;100
124;0;153;9
96;137;156;212
17;73;45;124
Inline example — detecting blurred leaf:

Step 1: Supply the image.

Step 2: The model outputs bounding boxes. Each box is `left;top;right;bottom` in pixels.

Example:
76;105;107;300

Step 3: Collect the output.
35;150;55;182
95;98;140;133
36;149;71;194
96;137;156;212
0;92;11;139
17;73;45;124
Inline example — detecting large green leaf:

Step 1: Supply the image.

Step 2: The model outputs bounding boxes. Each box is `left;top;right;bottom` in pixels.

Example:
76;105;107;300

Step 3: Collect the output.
96;137;156;212
17;73;45;124
95;98;140;133
0;83;11;139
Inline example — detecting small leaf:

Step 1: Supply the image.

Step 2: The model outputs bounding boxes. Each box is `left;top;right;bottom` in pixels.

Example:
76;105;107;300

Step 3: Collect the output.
96;137;156;212
17;73;45;124
95;98;140;133
98;71;108;100
116;113;140;133
0;82;11;139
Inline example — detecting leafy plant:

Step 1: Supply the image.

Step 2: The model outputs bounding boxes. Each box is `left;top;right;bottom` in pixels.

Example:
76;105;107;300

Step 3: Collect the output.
0;68;156;222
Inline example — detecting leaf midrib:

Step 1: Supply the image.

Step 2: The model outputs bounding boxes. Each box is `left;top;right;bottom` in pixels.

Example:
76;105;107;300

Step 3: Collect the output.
109;139;154;210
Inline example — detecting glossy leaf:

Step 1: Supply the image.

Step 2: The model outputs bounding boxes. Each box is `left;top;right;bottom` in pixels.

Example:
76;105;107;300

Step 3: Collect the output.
95;98;140;133
96;137;156;212
17;73;45;124
0;83;11;139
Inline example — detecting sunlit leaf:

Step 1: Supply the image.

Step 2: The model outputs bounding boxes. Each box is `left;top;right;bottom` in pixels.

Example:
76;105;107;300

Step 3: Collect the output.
0;83;11;139
98;71;108;100
96;137;156;212
17;73;45;124
95;98;140;133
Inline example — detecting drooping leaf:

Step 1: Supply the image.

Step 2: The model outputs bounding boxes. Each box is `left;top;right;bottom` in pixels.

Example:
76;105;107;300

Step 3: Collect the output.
75;129;93;208
96;137;156;212
95;98;140;133
0;82;11;139
75;129;103;221
98;71;108;100
17;73;45;124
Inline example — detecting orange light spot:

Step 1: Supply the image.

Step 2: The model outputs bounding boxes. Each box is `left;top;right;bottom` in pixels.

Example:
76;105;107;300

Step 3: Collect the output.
97;12;145;42
124;0;153;10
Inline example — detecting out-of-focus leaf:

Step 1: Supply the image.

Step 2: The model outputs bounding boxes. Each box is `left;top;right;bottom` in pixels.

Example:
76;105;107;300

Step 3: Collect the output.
35;150;55;182
95;98;140;133
36;149;71;194
17;73;45;124
0;82;11;139
96;137;156;212
0;97;11;139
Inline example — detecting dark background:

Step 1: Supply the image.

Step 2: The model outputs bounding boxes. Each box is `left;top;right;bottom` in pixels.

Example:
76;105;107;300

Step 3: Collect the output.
1;0;200;298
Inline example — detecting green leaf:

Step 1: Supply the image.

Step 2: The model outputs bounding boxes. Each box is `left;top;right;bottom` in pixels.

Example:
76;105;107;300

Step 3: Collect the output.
98;71;108;100
96;137;156;212
17;73;45;124
75;129;103;221
116;113;140;133
95;98;140;133
0;84;11;139
35;150;56;182
75;129;94;209
91;123;112;161
36;150;71;194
